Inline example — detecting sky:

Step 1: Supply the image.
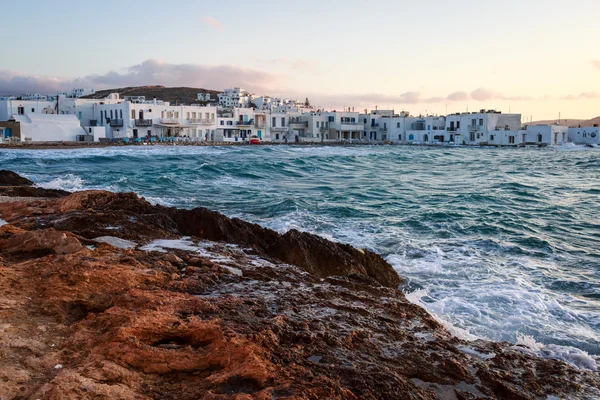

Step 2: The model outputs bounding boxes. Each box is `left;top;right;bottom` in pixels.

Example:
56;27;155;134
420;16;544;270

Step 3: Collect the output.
1;0;599;120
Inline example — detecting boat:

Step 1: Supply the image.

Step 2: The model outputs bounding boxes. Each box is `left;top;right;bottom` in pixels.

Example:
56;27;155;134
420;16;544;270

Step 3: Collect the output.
249;135;261;145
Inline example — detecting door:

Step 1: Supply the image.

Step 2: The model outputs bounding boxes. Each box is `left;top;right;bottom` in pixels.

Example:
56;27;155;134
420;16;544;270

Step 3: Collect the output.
4;128;11;138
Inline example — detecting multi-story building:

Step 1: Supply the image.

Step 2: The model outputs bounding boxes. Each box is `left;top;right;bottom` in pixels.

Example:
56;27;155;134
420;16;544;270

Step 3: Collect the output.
217;88;254;108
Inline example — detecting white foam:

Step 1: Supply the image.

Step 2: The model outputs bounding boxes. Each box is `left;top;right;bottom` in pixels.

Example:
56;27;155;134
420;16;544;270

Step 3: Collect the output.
38;174;84;191
0;218;7;227
515;334;598;371
140;237;234;264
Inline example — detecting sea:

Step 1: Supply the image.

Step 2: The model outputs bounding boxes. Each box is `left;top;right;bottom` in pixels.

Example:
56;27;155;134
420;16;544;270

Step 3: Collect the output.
2;144;599;369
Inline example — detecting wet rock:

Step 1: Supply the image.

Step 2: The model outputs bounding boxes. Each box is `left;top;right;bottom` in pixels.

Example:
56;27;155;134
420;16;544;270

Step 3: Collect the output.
0;170;33;186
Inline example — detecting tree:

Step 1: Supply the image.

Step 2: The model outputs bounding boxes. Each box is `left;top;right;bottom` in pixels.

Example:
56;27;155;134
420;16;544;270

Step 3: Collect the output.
304;97;310;107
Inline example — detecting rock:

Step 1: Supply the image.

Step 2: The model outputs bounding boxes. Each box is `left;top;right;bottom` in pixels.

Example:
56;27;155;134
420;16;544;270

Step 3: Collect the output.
163;253;184;266
0;228;85;256
172;207;402;288
0;186;69;198
0;170;33;186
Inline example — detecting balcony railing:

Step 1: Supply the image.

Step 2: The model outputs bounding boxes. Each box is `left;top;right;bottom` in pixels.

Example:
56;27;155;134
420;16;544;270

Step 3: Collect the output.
135;119;153;127
160;118;180;124
289;121;308;128
187;119;215;125
468;125;481;131
237;120;254;126
271;127;289;132
109;119;124;127
446;127;458;132
379;126;388;131
320;126;329;132
89;119;98;127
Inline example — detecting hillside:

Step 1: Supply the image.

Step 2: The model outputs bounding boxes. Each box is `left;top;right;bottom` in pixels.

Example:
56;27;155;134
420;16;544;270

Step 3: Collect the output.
530;116;600;127
81;85;220;105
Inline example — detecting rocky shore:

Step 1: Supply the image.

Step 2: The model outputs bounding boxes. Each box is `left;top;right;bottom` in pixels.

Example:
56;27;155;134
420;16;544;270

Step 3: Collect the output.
0;170;598;399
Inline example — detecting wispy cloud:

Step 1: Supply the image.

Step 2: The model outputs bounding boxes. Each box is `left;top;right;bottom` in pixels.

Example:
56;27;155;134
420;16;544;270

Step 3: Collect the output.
201;16;223;31
447;91;469;101
0;59;281;95
561;92;599;100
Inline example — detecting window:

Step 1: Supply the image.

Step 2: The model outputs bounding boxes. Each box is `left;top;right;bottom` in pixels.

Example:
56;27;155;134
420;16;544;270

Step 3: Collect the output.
281;117;285;127
397;122;400;128
272;117;276;127
364;118;367;123
174;112;179;118
471;119;476;126
509;136;515;144
31;108;35;112
119;110;123;119
470;133;475;141
220;120;224;125
148;130;152;136
490;135;495;141
479;118;483;126
408;134;414;141
538;134;542;143
457;121;460;129
110;110;114;119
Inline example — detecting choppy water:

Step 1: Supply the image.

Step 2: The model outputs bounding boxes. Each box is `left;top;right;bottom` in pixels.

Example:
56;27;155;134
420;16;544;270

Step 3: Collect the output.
2;144;599;368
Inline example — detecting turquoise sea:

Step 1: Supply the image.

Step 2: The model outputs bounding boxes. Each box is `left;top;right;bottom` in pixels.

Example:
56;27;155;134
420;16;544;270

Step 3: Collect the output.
2;144;599;368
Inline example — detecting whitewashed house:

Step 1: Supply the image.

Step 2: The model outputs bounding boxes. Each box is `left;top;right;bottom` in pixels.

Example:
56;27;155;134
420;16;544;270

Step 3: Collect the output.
524;125;568;146
218;88;254;108
568;126;600;145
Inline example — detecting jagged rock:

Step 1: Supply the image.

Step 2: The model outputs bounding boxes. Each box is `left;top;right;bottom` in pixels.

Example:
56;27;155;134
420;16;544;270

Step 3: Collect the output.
0;170;34;186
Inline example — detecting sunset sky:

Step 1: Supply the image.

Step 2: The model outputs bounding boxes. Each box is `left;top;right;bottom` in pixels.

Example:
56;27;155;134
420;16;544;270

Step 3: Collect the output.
1;0;599;120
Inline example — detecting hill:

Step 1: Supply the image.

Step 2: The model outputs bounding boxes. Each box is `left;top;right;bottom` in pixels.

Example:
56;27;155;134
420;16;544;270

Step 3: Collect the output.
529;116;600;127
81;85;220;105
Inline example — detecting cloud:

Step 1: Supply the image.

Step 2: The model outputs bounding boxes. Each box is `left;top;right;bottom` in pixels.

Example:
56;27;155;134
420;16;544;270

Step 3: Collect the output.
0;59;281;95
470;88;495;102
561;92;599;100
447;91;468;101
201;17;223;31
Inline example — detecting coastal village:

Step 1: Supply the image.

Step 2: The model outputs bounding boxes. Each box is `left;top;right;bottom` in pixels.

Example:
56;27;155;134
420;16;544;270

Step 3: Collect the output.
0;87;598;146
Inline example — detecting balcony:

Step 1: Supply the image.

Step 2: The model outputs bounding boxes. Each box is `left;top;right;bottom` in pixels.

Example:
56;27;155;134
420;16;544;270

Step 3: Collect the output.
237;119;254;127
289;121;308;128
161;118;180;125
320;126;329;132
379;126;388;132
337;123;364;131
109;119;123;127
188;119;215;125
135;119;153;127
271;127;289;132
468;125;481;131
446;127;458;132
89;119;98;126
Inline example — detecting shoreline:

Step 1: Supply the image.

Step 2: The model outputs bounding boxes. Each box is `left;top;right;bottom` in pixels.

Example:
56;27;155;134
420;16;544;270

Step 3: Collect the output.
0;140;558;151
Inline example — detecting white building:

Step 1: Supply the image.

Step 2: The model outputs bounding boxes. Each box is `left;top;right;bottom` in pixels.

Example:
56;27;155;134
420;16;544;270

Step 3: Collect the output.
10;114;89;142
218;88;254;108
0;98;56;121
70;88;95;98
524;125;568;146
197;93;213;102
216;108;270;142
568;126;600;145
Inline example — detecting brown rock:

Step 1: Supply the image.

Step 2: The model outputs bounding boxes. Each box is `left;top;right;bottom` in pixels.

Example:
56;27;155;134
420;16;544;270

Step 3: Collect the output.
0;228;85;256
0;170;33;186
